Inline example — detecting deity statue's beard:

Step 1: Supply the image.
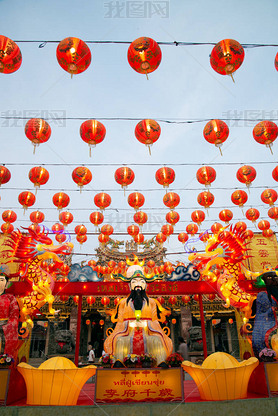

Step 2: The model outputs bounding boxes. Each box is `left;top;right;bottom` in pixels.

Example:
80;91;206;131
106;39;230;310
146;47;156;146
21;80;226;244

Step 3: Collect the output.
127;288;149;310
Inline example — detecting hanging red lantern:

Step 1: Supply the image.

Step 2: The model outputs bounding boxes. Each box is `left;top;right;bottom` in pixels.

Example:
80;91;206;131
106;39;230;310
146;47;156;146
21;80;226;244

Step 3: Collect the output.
234;221;247;232
166;211;180;226
268;206;278;224
171;318;177;325
128;192;145;211
29;223;41;234
275;53;278;72
196;166;216;187
127;224;140;237
60;295;69;302
245;230;254;240
75;224;87;235
182;295;191;304
157;296;165;305
135;119;161;154
0;166;11;186
133;211;148;227
52;223;64;233
59;211;73;227
161;224;174;236
29;166;49;191
53;192;70;211
72;166;92;191
272;166;278;182
76;234;87;245
89;211;104;229
56;37;91;76
18;191;36;212
0;36;22;73
191;210;205;227
1;222;13;234
114;297;121;306
178;232;189;244
199;231;210;243
101;297;110;307
186;223;199;236
80;120;106;157
253;121;278;154
2;210;17;223
156;232;166;244
231;190;248;208
128;37;162;77
163;192;180;210
236;165;257;189
88;260;97;268
134;233;144;244
25;119;51;153
262;229;274;238
86;320;91;326
73;295;79;304
197;191;214;210
210;39;245;78
261;189;278;206
107;260;116;269
155;167;175;189
219;209;233;224
245;208;260;224
30;210;45;224
114;167;135;194
258;220;270;231
56;233;67;244
86;296;96;306
211;222;223;234
203;119;229;155
98;234;109;245
94;193;111;211
147;260;155;269
168;296;177;306
101;224;114;236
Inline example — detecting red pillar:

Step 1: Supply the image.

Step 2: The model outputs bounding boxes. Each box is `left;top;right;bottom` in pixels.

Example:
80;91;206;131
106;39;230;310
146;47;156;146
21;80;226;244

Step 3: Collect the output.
74;295;83;366
198;294;208;359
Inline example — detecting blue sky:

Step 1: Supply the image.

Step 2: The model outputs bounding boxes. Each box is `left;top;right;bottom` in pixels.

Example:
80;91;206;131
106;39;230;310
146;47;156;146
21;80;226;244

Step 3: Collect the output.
0;0;278;264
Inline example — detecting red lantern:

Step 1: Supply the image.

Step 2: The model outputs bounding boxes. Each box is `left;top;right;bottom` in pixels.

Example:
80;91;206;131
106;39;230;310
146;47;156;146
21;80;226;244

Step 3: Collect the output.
258;220;270;231
89;211;104;228
86;320;91;326
147;260;155;269
127;224;140;237
56;233;67;244
156;232;166;244
253;121;278;154
98;234;109;244
161;224;174;236
157;296;165;305
73;295;79;304
75;224;87;235
128;37;161;76
114;297;121;306
60;295;69;302
87;296;96;305
208;294;216;301
52;223;64;233
261;189;278;206
56;37;91;76
1;222;13;234
29;166;49;190
234;221;247;232
268;206;278;224
0;166;11;186
0;36;22;73
262;229;274;238
166;211;180;226
29;223;41;234
196;166;216;187
163;192;180;210
72;166;92;191
88;260;97;268
80;120;106;156
18;191;36;212
178;232;189;244
94;193;111;211
114;167;135;194
108;260;116;269
210;39;245;78
25;119;51;153
76;234;87;245
101;297;110;307
59;211;73;226
197;191;214;210
245;230;254;239
219;209;233;224
135;119;161;154
182;295;191;304
134;233;144;244
128;192;145;211
275;53;278;72
168;296;177;306
211;223;223;234
203;119;229;155
133;211;148;227
245;208;260;224
29;210;45;224
155;167;175;189
236;165;256;189
191;210;205;226
186;223;198;236
2;210;17;223
53;192;70;211
101;224;114;236
272;166;278;182
231;190;248;208
171;318;177;325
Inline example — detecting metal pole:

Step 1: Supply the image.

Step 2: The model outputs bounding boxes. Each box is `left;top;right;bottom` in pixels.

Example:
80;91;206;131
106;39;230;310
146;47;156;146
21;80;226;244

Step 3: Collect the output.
198;294;208;359
74;295;83;366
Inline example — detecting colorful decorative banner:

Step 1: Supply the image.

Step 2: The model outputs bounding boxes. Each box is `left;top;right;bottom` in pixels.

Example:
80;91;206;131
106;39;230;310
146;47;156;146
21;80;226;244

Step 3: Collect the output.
245;234;278;272
95;368;183;403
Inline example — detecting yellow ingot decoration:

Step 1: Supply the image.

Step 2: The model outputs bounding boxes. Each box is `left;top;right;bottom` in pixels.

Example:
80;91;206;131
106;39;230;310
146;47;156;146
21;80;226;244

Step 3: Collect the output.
182;352;258;401
17;356;96;405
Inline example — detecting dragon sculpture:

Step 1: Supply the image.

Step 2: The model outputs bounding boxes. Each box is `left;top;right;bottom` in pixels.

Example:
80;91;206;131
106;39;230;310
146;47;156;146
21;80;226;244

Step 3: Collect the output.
3;226;73;328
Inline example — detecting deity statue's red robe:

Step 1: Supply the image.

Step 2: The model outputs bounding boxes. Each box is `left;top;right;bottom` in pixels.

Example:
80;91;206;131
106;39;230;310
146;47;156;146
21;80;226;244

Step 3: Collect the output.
0;293;19;358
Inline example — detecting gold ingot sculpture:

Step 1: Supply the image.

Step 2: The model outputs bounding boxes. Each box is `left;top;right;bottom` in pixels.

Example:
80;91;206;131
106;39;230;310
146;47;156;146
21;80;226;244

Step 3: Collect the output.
182;352;258;401
17;356;96;405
